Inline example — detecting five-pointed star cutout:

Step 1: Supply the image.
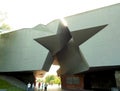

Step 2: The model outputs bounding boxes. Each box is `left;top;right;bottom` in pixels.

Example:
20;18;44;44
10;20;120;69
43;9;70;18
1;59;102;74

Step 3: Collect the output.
35;20;107;74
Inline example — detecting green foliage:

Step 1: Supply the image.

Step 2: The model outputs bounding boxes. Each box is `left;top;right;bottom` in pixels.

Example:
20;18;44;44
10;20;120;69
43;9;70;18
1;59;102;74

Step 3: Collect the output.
0;11;11;31
0;78;13;88
45;75;55;84
0;11;6;22
0;78;25;91
36;79;43;83
54;76;61;84
0;23;11;30
45;75;61;85
7;86;25;91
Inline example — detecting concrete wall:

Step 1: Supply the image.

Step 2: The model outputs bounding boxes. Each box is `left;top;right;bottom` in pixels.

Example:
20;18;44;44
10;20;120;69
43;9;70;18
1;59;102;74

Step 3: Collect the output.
0;25;53;72
65;3;120;67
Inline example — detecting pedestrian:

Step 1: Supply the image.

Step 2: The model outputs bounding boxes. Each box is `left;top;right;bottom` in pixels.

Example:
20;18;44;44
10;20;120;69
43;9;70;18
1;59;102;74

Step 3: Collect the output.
38;82;41;89
31;83;34;91
27;82;31;91
44;83;48;91
41;82;44;90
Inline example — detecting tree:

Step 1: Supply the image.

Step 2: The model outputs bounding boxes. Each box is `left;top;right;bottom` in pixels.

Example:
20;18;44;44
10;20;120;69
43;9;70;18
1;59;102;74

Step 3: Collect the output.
45;75;55;84
0;23;11;30
45;75;61;85
0;11;11;31
0;11;6;23
54;76;61;85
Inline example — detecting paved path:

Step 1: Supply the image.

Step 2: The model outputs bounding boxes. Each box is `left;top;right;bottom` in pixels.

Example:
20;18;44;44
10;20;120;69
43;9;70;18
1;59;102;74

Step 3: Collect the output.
47;85;61;91
35;85;92;91
34;85;62;91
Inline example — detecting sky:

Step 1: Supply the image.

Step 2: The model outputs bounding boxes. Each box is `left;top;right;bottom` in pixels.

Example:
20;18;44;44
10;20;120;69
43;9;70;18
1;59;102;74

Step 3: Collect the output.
45;65;60;76
0;0;120;30
0;0;120;75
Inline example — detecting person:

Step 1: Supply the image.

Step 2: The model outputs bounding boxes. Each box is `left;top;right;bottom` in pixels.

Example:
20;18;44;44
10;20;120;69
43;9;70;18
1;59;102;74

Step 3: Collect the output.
44;83;48;91
38;82;41;89
27;82;31;91
31;83;34;91
41;82;44;90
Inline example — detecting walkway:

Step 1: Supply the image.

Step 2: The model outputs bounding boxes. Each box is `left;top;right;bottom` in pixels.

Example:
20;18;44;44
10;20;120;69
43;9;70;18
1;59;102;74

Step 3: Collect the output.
47;84;61;91
35;84;92;91
34;84;61;91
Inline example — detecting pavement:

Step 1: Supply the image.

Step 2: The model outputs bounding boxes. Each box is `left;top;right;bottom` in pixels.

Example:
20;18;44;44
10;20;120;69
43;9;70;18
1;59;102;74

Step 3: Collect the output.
35;84;92;91
34;84;61;91
47;84;61;91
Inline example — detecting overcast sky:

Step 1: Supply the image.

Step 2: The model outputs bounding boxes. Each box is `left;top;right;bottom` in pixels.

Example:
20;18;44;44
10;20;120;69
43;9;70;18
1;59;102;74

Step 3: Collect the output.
0;0;120;30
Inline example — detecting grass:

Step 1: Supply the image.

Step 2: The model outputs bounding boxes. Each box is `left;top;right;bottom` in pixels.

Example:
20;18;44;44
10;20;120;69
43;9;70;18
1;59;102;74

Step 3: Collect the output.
0;78;25;91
